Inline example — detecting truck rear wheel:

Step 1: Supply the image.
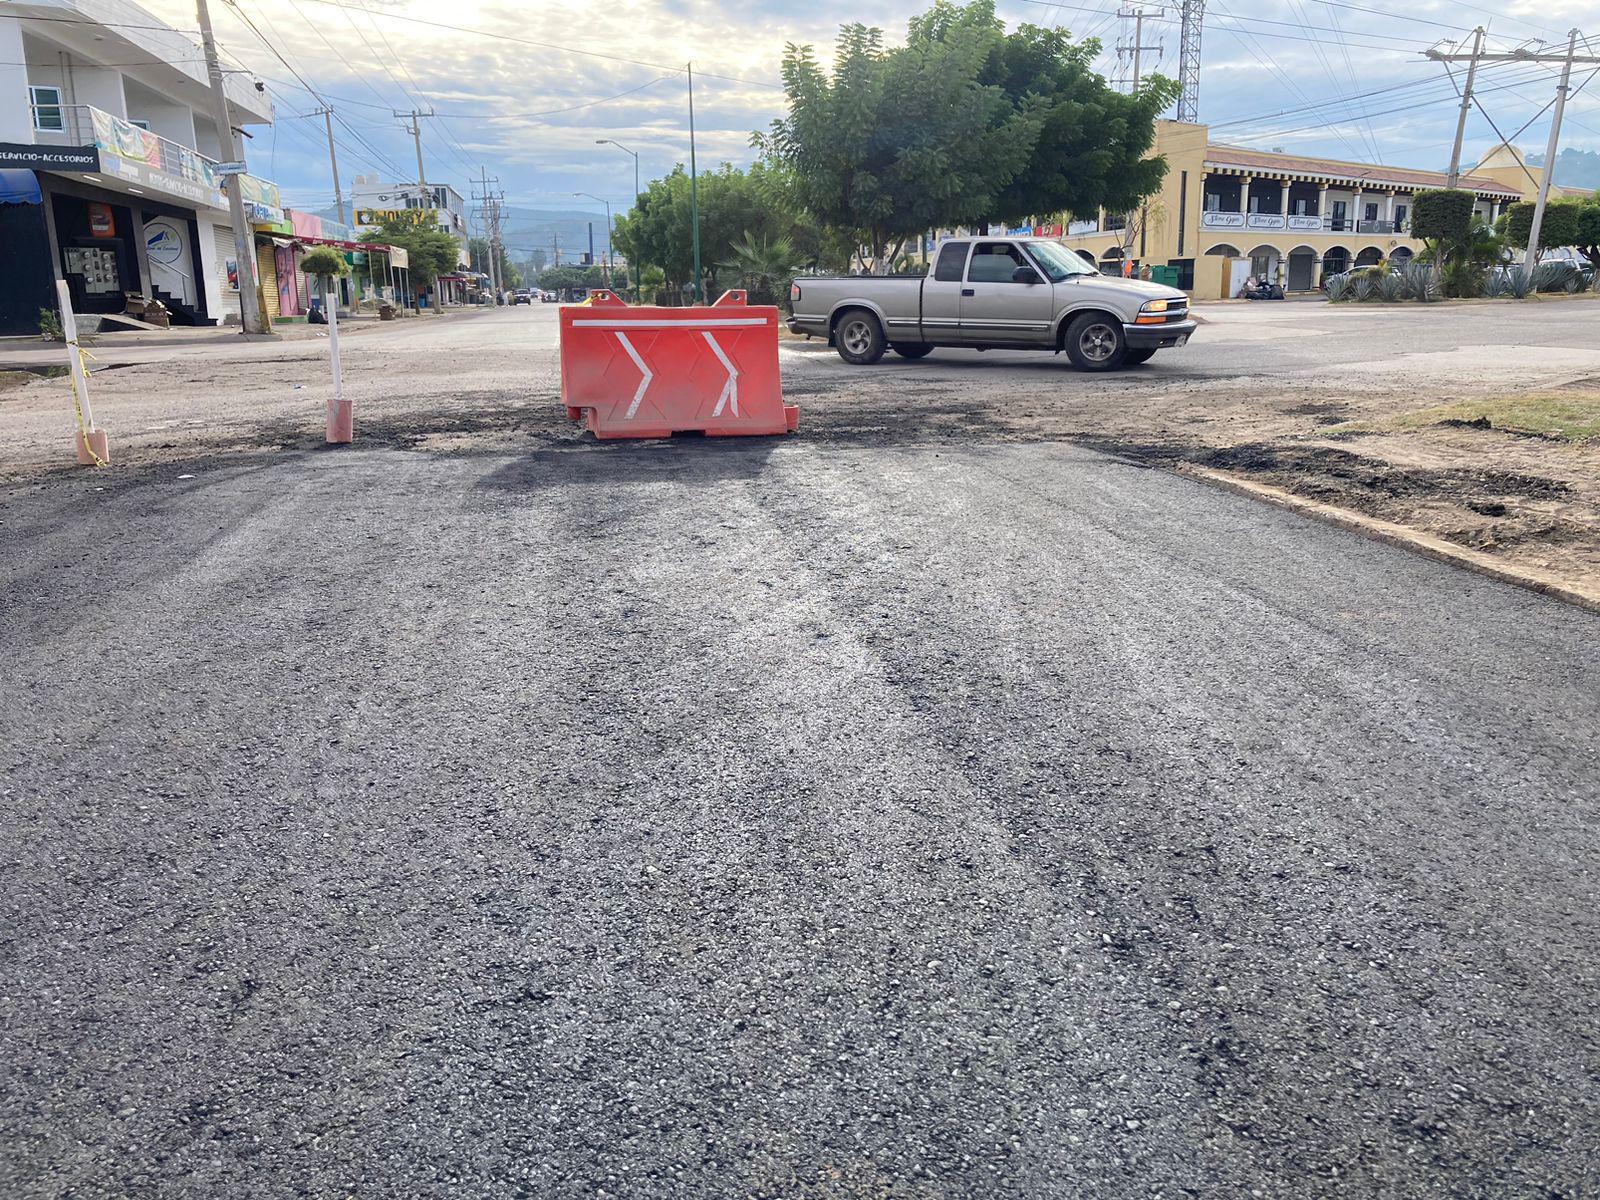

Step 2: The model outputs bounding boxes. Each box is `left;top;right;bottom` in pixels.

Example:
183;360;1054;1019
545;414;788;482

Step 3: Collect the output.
1063;312;1127;371
835;311;886;365
891;343;933;359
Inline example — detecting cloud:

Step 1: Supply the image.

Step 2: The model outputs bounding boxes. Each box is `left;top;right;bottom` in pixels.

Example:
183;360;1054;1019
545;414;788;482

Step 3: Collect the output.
133;0;1600;213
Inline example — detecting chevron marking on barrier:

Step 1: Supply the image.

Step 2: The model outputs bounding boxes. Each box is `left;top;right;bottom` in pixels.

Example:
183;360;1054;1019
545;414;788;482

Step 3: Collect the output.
702;331;739;418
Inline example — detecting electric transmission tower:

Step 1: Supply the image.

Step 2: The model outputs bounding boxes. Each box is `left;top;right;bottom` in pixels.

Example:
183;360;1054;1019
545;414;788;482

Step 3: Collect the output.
1176;0;1205;123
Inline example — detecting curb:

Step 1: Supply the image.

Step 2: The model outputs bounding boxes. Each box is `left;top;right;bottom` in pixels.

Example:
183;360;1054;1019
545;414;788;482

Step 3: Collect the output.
1177;464;1600;615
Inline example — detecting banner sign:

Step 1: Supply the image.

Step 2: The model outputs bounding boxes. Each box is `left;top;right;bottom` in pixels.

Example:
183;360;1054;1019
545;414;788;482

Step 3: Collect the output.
356;207;438;228
239;174;285;224
90;109;225;209
1033;223;1064;238
0;142;100;172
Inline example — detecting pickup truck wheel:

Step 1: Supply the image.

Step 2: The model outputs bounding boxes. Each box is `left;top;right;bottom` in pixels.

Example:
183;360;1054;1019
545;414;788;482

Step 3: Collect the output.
890;343;933;359
1124;348;1157;365
835;311;887;365
1063;313;1127;371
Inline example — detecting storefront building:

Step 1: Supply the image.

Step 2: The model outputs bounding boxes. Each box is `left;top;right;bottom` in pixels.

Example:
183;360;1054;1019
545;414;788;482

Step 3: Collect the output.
0;0;276;334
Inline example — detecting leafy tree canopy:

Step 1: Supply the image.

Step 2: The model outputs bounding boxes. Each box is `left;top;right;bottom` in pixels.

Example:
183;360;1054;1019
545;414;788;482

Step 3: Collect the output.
369;219;462;288
1504;199;1582;254
760;0;1176;265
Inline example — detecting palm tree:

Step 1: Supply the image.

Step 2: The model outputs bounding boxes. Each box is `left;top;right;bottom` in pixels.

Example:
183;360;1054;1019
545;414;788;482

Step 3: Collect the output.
719;232;800;307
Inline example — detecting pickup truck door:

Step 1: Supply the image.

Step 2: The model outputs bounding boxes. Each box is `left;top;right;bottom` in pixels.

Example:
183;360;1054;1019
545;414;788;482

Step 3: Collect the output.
958;240;1057;345
918;240;970;344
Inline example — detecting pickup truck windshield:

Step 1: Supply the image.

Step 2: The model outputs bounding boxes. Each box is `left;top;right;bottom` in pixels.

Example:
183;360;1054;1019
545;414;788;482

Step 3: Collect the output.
1024;240;1100;281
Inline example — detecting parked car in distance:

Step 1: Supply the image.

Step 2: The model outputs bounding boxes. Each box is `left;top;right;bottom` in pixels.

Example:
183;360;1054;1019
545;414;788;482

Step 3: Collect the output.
788;237;1194;370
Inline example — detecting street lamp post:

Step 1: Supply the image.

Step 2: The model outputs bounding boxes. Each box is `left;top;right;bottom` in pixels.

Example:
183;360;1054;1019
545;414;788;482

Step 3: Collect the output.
596;138;641;300
575;192;613;289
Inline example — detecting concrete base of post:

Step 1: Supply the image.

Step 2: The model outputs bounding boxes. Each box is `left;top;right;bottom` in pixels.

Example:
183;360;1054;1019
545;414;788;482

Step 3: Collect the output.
326;398;352;444
75;427;110;466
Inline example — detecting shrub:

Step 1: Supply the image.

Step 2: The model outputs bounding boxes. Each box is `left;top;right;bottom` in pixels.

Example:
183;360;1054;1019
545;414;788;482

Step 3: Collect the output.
1442;259;1484;298
1411;189;1475;245
299;247;349;278
1378;271;1407;302
38;307;63;341
1325;272;1352;301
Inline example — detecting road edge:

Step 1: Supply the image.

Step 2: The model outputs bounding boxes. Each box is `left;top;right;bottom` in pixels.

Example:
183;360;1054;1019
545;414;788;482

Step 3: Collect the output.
1177;464;1600;615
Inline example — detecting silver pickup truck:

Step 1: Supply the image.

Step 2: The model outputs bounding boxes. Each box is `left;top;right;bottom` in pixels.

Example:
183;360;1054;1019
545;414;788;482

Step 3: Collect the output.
788;236;1195;370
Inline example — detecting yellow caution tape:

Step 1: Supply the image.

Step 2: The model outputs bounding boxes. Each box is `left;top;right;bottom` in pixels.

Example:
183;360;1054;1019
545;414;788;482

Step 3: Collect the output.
66;340;107;468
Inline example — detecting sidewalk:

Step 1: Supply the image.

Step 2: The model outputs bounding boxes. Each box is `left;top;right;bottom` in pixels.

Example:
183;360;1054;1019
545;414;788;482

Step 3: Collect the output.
0;305;494;370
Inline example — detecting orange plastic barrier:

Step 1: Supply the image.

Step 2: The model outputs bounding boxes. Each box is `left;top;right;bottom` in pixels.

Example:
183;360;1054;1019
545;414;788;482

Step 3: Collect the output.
559;290;799;439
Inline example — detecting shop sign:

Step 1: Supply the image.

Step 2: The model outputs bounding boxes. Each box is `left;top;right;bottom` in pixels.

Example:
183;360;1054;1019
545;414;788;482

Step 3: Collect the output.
145;218;185;265
239;175;285;224
89;202;115;238
356;207;438;228
0;142;100;171
1033;223;1063;238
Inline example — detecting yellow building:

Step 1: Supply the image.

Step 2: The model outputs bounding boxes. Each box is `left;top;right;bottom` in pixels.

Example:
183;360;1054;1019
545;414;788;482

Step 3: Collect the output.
1057;121;1572;300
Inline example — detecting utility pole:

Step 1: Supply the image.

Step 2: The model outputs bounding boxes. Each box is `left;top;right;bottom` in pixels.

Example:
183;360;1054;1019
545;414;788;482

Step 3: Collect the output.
687;63;702;302
1523;29;1580;280
195;0;266;334
314;106;346;225
395;108;434;204
1116;7;1161;91
1445;28;1485;188
1427;31;1600;268
1176;0;1205;123
473;166;503;299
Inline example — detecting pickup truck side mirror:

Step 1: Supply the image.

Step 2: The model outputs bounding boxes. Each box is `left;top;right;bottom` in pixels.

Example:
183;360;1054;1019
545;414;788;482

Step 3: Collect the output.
1013;265;1041;285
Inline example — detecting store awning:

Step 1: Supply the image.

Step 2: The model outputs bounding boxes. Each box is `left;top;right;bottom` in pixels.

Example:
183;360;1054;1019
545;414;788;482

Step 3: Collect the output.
0;169;42;205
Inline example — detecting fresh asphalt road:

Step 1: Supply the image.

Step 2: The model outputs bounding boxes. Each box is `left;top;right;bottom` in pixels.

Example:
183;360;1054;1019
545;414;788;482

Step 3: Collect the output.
4;424;1599;1198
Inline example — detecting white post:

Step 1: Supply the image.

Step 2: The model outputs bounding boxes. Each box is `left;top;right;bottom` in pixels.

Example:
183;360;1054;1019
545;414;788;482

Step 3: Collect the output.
325;289;350;443
57;280;109;465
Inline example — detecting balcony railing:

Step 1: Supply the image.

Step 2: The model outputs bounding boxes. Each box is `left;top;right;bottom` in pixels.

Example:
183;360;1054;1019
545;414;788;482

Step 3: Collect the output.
32;103;221;190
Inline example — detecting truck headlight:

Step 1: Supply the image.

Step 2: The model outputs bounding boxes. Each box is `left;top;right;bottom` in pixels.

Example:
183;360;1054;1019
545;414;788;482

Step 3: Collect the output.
1141;299;1168;312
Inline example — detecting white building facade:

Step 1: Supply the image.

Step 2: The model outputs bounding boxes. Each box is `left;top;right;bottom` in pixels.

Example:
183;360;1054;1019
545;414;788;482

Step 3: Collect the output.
0;0;274;333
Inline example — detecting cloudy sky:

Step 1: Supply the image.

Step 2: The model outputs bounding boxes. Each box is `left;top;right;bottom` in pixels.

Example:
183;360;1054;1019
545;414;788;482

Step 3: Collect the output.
140;0;1600;224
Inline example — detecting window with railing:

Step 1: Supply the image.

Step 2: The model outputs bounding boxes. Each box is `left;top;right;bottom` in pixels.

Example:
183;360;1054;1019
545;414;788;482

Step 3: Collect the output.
29;86;64;132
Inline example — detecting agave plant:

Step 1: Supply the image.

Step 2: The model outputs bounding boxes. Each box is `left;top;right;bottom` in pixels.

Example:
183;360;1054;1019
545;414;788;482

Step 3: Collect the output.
1506;265;1532;299
1324;272;1352;301
1532;261;1581;293
1354;271;1380;301
1378;271;1407;302
1401;261;1440;302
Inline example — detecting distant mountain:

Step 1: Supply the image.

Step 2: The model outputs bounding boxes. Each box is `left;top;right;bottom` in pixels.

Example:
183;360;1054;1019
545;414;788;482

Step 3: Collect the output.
1527;148;1600;192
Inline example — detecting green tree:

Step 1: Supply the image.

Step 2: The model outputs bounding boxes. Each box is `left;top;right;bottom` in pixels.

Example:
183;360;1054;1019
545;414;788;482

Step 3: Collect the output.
763;4;1042;270
613;162;814;296
1503;199;1583;260
370;218;461;288
1574;197;1600;290
469;237;521;288
979;19;1177;221
298;247;348;304
760;1;1173;269
537;265;591;293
